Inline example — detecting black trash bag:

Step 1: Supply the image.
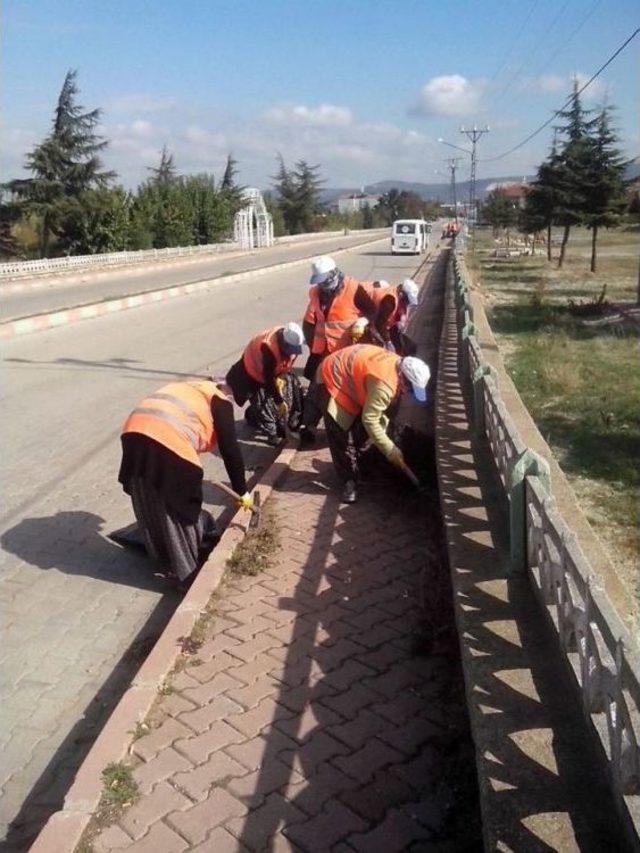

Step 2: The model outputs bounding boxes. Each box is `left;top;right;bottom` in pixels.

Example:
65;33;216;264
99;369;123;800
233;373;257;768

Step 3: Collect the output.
245;371;304;438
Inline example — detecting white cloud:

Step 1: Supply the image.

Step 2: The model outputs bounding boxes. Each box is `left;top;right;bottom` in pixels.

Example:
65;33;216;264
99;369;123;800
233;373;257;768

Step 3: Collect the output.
411;75;486;117
524;72;608;101
106;93;177;114
264;103;353;127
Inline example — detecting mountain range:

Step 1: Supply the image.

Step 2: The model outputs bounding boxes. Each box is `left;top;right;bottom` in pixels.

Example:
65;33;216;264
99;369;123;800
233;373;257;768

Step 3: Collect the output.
321;160;640;204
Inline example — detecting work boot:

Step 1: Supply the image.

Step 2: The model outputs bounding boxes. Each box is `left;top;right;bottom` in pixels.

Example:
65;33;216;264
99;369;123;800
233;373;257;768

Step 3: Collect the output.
341;480;358;504
299;427;316;448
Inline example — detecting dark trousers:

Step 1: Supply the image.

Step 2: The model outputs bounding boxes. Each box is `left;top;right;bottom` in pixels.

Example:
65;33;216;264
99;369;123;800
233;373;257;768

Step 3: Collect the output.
323;411;369;483
129;476;218;581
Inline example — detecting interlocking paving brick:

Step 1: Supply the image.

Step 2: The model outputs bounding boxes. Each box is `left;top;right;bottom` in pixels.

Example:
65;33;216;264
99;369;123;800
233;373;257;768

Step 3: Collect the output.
226;697;293;739
226;759;303;808
174;720;245;764
119;781;191;839
172;751;248;801
284;799;367;849
132;718;193;762
226;676;280;710
184;652;244;683
280;730;349;776
280;763;360;817
332;739;405;784
225;792;307;851
338;771;415;823
179;695;244;733
345;805;434;852
179;671;244;707
189;827;250;851
225;731;298;772
124;821;188;852
132;747;193;795
327;709;389;750
167;787;248;844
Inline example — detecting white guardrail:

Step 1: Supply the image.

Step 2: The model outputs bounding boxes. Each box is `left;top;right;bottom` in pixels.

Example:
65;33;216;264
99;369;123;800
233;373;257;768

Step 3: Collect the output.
452;246;640;842
0;228;388;279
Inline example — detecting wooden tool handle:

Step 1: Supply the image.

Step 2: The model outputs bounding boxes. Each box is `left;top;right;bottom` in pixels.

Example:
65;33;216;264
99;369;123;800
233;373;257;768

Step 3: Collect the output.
399;461;421;488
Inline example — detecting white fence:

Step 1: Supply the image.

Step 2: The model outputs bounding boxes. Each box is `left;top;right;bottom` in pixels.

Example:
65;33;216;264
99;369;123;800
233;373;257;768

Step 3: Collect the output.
451;247;640;843
0;228;389;280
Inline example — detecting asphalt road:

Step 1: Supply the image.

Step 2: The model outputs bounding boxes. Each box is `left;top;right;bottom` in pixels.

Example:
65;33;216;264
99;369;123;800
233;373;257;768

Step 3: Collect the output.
0;236;427;847
0;231;387;322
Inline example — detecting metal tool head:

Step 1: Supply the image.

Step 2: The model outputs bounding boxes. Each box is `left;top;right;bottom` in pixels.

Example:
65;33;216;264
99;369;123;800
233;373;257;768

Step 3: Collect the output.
248;489;261;529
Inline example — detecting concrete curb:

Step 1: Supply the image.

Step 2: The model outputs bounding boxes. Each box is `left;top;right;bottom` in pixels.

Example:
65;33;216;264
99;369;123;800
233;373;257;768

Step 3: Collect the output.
29;444;298;853
0;235;386;341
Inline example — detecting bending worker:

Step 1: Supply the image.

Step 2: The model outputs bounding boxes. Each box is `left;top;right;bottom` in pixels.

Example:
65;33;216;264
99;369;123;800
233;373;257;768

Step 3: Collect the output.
371;278;419;354
118;379;250;588
226;323;305;445
320;343;430;503
299;255;376;445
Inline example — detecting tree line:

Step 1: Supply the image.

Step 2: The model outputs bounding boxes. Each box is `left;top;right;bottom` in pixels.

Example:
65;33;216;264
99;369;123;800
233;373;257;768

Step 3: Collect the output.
1;70;446;261
481;82;631;272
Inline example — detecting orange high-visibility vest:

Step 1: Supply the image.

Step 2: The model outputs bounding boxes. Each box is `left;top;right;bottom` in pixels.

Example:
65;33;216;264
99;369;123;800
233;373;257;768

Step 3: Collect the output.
371;287;406;332
122;380;227;468
304;276;363;355
242;326;296;384
322;344;400;417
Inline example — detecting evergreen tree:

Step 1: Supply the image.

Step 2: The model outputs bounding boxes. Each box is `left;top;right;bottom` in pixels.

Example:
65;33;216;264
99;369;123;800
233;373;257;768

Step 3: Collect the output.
220;153;245;213
583;105;627;272
522;133;563;260
148;145;177;186
8;70;114;256
482;190;518;238
272;155;299;234
293;160;324;233
554;81;594;268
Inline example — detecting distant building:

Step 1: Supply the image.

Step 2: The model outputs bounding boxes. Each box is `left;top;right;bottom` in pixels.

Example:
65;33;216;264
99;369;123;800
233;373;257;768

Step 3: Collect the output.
485;180;530;209
337;192;380;215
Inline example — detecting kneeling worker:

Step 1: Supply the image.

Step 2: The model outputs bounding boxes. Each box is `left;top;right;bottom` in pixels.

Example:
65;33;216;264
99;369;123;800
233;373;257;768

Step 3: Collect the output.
320;344;430;503
118;379;251;587
371;278;420;354
226;323;305;445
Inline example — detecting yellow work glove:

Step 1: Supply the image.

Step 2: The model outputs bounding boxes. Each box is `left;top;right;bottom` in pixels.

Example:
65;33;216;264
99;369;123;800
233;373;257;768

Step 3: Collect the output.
237;492;254;512
277;401;289;419
387;446;405;468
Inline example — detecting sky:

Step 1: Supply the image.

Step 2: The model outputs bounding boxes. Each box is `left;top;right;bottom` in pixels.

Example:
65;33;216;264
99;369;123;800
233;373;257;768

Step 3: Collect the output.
2;0;638;191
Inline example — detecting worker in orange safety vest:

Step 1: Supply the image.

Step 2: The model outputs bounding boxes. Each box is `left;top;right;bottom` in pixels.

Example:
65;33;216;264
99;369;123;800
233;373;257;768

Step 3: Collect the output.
226;323;305;445
118;379;251;587
369;278;420;354
299;256;377;446
318;344;430;503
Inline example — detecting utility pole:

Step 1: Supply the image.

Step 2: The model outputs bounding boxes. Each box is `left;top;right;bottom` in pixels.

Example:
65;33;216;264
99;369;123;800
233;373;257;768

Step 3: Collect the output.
445;158;460;223
460;125;490;232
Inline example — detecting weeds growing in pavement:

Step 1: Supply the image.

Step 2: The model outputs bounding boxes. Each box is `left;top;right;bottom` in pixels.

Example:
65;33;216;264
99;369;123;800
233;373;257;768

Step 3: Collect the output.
101;763;139;806
129;721;150;741
227;508;280;576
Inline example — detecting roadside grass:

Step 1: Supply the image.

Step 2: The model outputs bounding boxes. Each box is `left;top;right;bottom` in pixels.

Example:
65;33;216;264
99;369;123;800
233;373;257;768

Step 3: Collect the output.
472;226;640;600
226;507;280;576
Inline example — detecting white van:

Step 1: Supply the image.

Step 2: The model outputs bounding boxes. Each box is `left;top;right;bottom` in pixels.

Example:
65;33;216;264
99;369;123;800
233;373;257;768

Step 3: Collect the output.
391;219;429;254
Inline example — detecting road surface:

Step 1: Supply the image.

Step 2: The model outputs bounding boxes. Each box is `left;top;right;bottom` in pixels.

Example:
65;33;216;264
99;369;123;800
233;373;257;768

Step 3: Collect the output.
0;232;387;323
0;235;426;847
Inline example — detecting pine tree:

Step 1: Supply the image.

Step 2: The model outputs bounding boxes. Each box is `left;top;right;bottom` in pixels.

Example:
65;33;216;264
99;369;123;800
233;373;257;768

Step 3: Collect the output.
522;132;563;260
272;155;299;234
8;70;114;256
148;145;177;186
583;105;627;272
220;153;244;213
293;160;324;233
554;80;595;268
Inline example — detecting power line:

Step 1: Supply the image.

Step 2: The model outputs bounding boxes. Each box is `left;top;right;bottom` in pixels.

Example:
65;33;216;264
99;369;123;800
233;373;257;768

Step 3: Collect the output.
489;0;540;84
528;0;602;81
493;0;571;104
481;27;640;163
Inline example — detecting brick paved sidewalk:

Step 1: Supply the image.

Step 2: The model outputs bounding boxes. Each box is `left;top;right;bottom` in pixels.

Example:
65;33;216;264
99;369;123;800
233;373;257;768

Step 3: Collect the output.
87;442;479;852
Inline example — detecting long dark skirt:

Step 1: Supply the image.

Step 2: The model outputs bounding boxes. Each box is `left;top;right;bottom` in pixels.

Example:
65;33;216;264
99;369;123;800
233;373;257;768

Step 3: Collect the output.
128;476;219;581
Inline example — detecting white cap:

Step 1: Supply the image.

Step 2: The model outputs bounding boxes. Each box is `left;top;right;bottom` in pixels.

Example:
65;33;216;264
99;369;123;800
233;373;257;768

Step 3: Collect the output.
282;322;304;354
400;356;430;402
376;280;390;289
351;317;369;336
310;255;337;284
400;278;419;306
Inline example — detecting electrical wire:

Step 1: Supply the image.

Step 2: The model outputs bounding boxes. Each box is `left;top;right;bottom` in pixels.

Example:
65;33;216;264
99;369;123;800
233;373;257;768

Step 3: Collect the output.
493;0;571;104
527;0;602;82
489;0;541;84
481;26;640;163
